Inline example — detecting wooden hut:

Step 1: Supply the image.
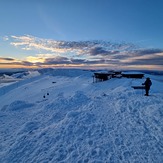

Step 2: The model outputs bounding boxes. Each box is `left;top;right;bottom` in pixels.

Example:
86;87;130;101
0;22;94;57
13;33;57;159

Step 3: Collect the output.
93;72;113;82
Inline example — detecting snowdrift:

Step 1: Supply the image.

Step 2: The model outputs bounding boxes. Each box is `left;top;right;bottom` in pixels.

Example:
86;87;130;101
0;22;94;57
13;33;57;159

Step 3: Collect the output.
0;69;163;163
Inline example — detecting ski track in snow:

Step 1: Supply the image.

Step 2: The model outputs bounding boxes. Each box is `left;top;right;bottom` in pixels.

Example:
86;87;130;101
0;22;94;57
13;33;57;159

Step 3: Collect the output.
0;70;163;163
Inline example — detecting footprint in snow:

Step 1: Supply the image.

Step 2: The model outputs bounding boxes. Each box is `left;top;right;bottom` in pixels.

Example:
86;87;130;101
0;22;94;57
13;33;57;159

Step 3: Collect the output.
18;121;39;135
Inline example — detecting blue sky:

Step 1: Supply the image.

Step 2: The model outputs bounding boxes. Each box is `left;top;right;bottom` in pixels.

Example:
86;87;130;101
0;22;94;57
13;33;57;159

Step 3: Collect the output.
0;0;163;70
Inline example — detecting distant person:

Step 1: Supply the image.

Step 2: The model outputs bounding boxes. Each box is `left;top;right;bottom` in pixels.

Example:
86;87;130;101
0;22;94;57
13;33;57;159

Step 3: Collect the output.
142;77;152;96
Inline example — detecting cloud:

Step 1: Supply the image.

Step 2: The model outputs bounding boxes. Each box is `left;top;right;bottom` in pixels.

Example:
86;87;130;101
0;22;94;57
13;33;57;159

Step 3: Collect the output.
123;54;163;66
89;47;120;56
3;35;163;70
44;56;70;65
21;61;34;66
0;57;15;61
0;61;33;66
132;49;163;55
2;36;9;41
70;58;86;64
9;35;137;56
0;57;34;67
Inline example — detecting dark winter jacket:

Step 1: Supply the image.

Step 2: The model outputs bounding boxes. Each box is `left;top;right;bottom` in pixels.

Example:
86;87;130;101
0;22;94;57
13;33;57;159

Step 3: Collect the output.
142;78;152;89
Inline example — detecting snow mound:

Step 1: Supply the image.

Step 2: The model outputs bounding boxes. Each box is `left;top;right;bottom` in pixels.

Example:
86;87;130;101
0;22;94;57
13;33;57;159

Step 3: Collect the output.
2;100;34;111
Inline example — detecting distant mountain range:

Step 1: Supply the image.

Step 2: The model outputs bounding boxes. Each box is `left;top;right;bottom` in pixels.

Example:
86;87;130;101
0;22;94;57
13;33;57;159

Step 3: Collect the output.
0;68;163;78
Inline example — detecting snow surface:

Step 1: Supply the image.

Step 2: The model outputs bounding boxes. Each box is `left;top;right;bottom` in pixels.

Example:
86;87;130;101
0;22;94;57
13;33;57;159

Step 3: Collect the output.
0;70;40;88
11;70;40;79
0;69;163;163
0;74;20;87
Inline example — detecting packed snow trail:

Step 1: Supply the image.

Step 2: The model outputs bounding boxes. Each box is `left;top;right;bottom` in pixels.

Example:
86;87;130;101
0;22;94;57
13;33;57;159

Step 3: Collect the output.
0;70;163;163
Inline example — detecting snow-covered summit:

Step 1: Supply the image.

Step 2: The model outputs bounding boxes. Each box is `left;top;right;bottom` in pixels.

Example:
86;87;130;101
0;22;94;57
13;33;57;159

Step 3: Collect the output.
11;70;40;79
0;69;163;163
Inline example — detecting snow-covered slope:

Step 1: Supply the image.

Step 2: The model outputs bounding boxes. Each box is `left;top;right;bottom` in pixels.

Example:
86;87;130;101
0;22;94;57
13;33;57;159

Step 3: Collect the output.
0;70;40;88
0;74;20;85
0;69;163;163
11;70;40;79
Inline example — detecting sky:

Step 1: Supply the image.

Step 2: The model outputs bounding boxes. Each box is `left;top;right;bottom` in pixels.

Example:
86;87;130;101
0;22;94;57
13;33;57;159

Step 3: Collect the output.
0;0;163;70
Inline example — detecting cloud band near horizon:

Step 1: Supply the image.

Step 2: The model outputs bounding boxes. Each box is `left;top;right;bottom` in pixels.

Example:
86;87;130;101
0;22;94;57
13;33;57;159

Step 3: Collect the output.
0;35;163;70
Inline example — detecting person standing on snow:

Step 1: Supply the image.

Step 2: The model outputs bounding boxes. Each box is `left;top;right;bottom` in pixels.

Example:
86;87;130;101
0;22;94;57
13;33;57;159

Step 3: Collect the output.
142;77;152;96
